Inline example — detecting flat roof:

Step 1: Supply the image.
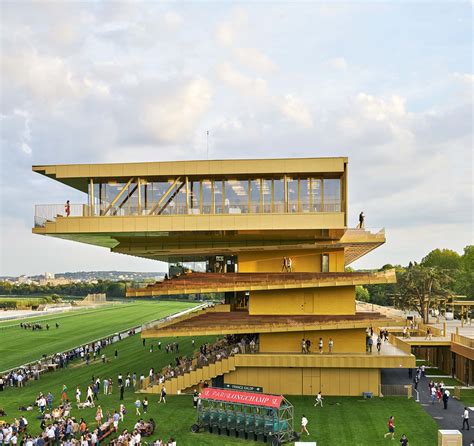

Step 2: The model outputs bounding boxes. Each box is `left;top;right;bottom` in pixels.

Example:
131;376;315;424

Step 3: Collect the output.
33;157;348;192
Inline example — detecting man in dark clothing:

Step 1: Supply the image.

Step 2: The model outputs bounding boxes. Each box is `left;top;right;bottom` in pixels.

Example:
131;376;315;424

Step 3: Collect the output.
358;211;365;228
119;385;124;401
442;390;449;409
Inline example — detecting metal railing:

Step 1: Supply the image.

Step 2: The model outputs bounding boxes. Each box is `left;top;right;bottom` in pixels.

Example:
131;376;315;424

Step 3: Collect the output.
34;204;90;227
34;202;344;226
451;333;474;348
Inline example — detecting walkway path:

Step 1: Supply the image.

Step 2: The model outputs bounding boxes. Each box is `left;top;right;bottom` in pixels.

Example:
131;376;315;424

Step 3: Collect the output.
382;368;474;446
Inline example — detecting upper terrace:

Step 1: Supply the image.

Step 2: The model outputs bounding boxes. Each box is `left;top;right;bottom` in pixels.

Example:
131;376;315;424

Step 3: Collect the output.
32;157;388;262
33;157;347;225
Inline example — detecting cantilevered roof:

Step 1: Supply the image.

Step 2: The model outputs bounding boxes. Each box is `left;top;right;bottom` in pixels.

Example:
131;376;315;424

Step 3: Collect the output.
32;157;348;193
127;270;396;297
141;309;389;338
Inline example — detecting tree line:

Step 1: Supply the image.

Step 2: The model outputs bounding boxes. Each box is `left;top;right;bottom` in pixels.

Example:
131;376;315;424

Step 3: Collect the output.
359;245;473;323
0;280;127;298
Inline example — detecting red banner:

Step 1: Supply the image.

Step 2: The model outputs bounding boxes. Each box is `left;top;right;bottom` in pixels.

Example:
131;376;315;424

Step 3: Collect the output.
200;387;283;408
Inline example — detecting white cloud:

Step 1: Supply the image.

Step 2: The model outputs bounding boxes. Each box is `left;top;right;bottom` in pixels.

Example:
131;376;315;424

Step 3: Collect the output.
140;78;212;144
278;94;314;128
234;47;276;73
325;57;348;71
20;143;32;155
2;49;110;108
164;11;182;30
217;63;268;96
215;9;248;47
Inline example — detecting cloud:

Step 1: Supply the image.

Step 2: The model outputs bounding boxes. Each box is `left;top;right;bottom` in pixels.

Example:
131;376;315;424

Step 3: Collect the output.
164;11;182;30
215;9;248;47
277;94;314;128
217;63;268;97
234;47;276;73
325;57;348;71
140;78;212;144
2;48;110;110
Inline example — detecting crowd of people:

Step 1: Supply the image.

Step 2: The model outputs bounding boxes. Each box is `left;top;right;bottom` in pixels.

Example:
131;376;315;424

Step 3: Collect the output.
1;329;139;392
144;335;257;389
0;387;176;446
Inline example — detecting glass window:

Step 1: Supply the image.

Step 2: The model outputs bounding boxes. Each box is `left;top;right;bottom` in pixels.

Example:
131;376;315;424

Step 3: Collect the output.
323;179;341;212
262;179;272;213
287;178;298;213
189;180;201;214
322;254;329;272
224;180;248;213
273;178;284;213
202;180;212;214
214;180;223;214
311;178;322;212
250;179;261;213
300;178;310;212
174;181;187;214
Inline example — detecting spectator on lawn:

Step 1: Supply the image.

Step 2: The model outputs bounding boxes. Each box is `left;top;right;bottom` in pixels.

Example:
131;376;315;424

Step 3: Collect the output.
384;416;395;440
61;384;68;403
103;378;109;395
300;415;310;436
95;406;103;426
135;398;141;416
314;391;323;407
400;433;409;446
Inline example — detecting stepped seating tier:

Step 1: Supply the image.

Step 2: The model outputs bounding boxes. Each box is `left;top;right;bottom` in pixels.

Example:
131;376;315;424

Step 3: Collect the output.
127;270;396;297
142;310;388;338
144;356;237;396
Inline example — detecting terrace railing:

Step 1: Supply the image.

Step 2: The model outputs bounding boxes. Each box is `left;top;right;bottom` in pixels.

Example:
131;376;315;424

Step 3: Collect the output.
34;201;345;227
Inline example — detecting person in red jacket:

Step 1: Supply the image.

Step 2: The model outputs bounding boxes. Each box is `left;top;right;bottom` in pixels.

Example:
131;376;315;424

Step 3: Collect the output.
384;416;395;440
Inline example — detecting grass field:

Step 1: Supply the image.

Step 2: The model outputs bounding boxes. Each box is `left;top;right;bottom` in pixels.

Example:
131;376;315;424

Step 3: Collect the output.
0;301;197;371
0;330;438;446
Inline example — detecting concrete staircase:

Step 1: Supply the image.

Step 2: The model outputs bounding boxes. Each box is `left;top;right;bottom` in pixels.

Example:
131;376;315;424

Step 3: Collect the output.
143;355;237;395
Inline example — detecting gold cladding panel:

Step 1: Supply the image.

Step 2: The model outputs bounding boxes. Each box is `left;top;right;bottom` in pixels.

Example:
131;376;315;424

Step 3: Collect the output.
225;367;380;396
259;328;366;353
39;213;345;235
249;286;356;316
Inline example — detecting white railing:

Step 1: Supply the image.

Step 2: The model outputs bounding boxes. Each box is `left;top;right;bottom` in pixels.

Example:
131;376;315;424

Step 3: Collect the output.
34;201;344;226
34;204;90;227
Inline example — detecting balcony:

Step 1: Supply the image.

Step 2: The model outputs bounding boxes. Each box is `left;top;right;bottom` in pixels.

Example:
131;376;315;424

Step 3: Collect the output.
34;202;343;228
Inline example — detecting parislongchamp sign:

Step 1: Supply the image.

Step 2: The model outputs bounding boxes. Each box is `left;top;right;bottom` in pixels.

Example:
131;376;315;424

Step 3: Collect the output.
200;387;283;409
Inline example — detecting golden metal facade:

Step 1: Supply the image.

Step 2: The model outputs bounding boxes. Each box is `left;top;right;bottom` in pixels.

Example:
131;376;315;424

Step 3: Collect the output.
32;157;410;396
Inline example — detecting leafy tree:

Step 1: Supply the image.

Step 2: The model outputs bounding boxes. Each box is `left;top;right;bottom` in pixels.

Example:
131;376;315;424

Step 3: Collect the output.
454;245;474;297
106;282;126;298
421;248;462;270
355;285;370;302
395;264;453;323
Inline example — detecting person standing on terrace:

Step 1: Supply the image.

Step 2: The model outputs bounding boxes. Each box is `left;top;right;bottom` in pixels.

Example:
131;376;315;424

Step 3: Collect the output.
65;200;71;217
358;211;364;229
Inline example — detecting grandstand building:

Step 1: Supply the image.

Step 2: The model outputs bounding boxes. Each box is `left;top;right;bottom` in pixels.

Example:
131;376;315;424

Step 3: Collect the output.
33;157;416;395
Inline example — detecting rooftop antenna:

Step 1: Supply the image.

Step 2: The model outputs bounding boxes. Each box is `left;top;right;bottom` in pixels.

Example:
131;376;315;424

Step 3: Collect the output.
206;130;209;160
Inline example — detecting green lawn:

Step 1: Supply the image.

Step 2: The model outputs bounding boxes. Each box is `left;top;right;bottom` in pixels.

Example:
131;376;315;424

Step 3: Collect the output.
424;377;463;386
0;301;197;371
0;331;438;445
460;389;474;406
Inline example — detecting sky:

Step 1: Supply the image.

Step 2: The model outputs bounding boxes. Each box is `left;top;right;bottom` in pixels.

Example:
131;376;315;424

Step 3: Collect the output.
0;1;472;276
